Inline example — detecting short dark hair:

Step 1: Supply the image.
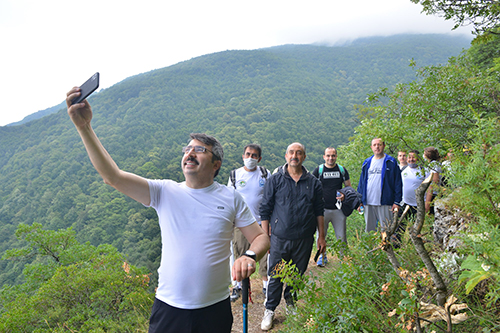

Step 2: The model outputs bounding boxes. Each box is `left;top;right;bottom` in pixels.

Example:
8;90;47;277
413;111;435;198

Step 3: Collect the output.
424;146;440;161
409;149;420;156
243;144;262;158
189;133;223;177
325;147;337;154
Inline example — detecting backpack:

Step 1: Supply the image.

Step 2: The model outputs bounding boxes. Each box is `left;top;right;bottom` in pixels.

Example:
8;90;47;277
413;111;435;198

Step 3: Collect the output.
338;186;362;217
230;166;269;188
318;163;346;184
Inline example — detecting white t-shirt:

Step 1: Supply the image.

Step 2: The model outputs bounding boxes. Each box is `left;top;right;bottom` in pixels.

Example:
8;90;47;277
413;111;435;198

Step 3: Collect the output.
227;167;270;223
402;167;428;207
428;160;443;194
147;179;255;309
366;157;384;205
428;160;443;176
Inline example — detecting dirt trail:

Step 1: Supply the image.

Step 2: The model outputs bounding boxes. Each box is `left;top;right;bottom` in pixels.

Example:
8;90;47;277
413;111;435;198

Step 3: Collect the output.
230;255;323;332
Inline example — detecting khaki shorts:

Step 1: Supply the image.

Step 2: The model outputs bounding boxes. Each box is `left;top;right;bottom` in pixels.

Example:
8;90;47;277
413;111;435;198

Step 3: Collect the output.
233;227;268;277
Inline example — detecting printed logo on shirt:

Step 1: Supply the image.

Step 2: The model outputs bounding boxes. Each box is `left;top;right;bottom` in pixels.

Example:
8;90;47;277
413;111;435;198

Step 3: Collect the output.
368;167;382;175
323;171;340;179
403;168;425;179
259;178;266;187
217;206;225;210
237;180;246;188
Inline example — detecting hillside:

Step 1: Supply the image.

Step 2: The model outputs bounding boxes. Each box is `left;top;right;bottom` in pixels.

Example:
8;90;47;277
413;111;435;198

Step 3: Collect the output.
0;34;471;287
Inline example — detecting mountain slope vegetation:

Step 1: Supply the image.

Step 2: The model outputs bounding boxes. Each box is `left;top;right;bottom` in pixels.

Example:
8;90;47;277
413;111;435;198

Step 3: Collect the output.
0;34;471;287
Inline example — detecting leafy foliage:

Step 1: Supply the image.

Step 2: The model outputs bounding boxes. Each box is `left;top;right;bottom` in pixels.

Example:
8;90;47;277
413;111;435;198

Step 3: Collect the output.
0;223;152;332
333;31;500;332
0;35;471;289
410;0;500;35
276;217;418;332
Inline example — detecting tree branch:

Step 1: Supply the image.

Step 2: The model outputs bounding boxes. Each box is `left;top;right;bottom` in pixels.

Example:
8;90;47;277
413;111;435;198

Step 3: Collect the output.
409;174;448;307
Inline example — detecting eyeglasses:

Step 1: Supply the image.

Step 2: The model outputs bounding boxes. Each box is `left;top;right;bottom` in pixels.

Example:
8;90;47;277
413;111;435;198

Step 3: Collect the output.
182;145;215;156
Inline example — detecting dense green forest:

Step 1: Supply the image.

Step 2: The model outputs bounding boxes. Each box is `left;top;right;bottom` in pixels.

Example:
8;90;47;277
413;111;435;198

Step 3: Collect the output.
1;18;499;329
0;34;471;289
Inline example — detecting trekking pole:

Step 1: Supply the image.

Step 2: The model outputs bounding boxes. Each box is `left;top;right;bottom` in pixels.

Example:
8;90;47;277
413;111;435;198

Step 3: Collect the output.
242;277;249;333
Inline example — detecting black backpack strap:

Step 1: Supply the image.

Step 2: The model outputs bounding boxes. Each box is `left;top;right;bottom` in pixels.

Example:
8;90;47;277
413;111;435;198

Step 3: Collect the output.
259;166;268;180
273;165;284;174
230;169;237;188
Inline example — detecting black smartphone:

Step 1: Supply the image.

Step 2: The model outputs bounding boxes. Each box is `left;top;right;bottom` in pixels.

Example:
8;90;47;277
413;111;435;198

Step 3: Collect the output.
71;72;100;105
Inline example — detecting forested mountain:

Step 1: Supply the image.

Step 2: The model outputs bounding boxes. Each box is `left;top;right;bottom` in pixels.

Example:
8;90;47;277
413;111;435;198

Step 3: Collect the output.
0;34;471;287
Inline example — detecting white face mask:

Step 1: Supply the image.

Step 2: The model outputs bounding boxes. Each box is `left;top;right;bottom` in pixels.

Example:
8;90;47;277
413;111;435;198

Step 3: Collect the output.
244;158;259;170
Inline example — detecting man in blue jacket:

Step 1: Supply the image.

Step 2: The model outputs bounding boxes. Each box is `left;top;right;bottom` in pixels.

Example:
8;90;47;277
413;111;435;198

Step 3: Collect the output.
260;142;326;331
357;138;402;232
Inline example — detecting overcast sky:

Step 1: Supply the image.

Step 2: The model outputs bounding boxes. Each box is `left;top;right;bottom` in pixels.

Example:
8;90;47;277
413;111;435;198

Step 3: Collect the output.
0;0;472;126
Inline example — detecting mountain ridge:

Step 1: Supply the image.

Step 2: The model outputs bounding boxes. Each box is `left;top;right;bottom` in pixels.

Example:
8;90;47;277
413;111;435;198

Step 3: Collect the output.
0;33;471;287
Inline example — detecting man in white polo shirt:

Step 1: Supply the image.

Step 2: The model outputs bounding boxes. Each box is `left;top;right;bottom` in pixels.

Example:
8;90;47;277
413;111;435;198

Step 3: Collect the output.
228;144;271;300
66;87;270;333
397;149;428;242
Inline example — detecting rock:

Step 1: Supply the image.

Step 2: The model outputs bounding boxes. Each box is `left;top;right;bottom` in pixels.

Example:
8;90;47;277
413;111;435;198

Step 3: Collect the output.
433;194;470;251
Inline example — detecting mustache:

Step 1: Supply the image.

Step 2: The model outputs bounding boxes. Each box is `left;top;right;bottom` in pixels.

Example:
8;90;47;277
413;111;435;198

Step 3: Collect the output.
290;158;300;162
186;156;199;164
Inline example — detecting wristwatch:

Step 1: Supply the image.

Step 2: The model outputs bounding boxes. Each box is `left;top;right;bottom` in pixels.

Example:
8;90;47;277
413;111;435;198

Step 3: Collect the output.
242;250;256;261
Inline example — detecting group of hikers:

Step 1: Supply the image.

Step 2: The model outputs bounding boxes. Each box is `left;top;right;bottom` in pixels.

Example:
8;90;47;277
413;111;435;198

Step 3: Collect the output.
66;86;444;332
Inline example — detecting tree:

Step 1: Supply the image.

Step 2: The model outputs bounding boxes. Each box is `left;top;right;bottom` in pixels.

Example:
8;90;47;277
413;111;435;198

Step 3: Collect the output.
410;0;500;35
342;52;500;167
0;223;153;332
339;38;500;331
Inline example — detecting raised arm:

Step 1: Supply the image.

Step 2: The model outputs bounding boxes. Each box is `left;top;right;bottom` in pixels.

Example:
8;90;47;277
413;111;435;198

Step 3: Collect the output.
66;87;150;206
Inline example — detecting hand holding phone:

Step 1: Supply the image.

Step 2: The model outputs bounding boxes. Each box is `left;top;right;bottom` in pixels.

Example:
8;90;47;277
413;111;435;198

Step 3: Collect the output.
71;72;99;105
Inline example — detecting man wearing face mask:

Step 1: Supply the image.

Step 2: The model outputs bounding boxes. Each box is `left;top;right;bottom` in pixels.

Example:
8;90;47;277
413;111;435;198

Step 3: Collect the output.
228;144;271;301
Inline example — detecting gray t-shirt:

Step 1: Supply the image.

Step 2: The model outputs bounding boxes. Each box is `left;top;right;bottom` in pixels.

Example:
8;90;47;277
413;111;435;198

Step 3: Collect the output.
366;157;384;205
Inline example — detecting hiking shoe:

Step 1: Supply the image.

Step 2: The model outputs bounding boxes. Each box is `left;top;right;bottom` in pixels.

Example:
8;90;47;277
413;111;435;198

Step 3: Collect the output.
317;253;328;267
286;303;297;315
285;297;297;315
230;288;241;302
261;309;275;331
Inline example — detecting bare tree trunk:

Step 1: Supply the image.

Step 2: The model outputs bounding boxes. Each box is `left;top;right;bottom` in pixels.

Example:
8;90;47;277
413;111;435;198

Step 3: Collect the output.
409;174;448;307
381;206;405;271
384;244;402;271
415;313;423;333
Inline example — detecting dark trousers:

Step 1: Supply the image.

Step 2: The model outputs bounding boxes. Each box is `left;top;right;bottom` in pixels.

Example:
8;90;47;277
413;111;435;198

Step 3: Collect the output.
265;235;314;311
148;297;233;333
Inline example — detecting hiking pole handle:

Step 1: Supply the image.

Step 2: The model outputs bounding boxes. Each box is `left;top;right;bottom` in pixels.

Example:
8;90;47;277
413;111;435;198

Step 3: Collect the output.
242;278;249;304
242;277;249;333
